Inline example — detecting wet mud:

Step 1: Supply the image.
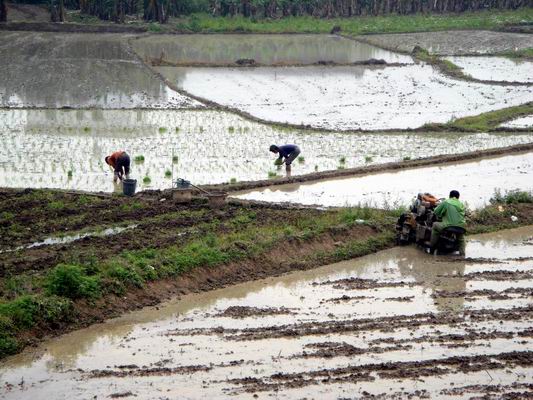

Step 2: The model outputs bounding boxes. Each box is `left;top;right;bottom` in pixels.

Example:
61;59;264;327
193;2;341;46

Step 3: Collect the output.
1;226;532;399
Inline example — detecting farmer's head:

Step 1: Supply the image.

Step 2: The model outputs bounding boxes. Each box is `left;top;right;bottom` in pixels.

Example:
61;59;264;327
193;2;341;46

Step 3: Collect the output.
269;145;279;154
104;156;111;165
449;190;460;199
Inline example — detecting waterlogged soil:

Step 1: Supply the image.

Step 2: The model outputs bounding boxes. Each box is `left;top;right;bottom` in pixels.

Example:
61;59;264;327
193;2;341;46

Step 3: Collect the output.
1;226;532;399
3;109;532;192
446;56;533;83
160;64;533;130
0;32;199;109
502;115;533;129
235;151;533;208
359;30;533;55
132;34;413;66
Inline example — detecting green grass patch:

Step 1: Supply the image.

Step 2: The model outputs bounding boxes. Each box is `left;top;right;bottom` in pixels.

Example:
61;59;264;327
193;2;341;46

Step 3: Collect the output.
490;189;533;204
134;155;145;163
499;47;533;60
174;9;533;35
45;264;101;300
445;102;533;132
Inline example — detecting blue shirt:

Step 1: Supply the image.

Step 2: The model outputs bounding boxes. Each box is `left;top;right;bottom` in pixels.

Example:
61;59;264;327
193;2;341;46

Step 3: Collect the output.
278;144;297;158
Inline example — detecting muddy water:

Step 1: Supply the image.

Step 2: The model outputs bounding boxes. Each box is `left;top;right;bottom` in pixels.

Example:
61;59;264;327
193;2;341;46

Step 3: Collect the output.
0;32;198;109
446;56;533;83
2;109;531;192
132;34;413;65
160;64;533;130
235;152;533;208
1;226;532;399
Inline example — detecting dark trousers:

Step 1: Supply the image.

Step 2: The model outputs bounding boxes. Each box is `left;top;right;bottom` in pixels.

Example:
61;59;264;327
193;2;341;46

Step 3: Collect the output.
284;146;301;165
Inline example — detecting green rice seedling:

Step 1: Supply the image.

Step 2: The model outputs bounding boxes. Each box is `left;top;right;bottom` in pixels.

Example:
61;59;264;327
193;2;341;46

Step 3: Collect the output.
67;170;73;178
134;155;145;163
159;127;168;133
165;170;172;178
228;126;235;133
175;127;180;133
268;171;277;178
230;177;237;184
339;156;346;164
403;156;411;161
365;155;373;163
297;156;305;163
338;165;345;170
199;126;204;133
83;127;91;133
314;165;318;172
143;176;151;184
172;156;179;163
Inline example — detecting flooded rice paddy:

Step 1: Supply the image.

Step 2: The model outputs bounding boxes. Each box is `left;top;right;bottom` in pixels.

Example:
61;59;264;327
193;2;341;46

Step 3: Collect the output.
132;34;413;65
0;32;199;109
360;30;533;55
235;152;533;209
1;226;532;399
1;109;532;192
161;64;533;130
446;56;533;83
502;115;533;129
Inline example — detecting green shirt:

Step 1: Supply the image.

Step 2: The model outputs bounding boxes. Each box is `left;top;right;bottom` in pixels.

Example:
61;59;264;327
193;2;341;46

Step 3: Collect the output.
434;198;465;228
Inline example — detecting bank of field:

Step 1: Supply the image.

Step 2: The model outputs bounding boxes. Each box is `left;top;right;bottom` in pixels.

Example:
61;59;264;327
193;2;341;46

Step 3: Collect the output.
1;188;532;358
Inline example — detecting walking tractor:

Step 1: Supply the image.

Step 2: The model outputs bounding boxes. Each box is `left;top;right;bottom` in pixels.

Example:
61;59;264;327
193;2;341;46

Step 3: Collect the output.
396;193;466;255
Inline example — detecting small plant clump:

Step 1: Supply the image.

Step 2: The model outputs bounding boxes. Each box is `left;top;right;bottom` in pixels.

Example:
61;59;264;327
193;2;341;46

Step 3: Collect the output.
365;156;373;163
165;170;172;178
403;156;411;161
134;155;145;163
172;155;179;163
314;165;318;172
490;189;533;204
159;127;168;133
339;156;346;164
230;177;237;184
175;127;180;133
83;127;91;133
143;176;151;184
297;156;305;163
268;171;277;178
67;170;73;178
228;126;235;133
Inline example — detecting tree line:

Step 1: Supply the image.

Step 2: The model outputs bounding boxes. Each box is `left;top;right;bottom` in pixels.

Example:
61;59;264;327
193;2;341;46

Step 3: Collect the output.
0;0;531;23
210;0;532;18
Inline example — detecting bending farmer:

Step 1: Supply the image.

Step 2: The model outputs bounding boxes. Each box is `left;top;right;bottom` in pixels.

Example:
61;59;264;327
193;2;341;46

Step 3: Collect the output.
269;144;301;171
105;151;130;183
430;190;466;255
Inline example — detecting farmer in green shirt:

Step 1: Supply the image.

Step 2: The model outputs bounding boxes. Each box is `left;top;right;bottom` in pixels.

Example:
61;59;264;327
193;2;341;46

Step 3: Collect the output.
430;190;466;255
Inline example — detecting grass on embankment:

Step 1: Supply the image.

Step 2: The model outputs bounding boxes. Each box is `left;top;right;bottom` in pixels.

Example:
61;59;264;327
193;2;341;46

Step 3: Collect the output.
422;102;533;132
1;189;532;359
169;9;533;34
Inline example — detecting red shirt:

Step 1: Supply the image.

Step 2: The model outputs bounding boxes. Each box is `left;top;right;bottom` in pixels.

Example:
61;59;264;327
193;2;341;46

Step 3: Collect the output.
107;151;125;169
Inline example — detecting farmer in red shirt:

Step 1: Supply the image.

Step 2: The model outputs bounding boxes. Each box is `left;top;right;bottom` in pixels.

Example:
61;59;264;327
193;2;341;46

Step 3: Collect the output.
105;151;130;183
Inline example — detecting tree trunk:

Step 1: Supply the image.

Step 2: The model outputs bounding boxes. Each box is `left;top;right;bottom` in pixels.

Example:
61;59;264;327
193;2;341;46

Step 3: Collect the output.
0;0;7;23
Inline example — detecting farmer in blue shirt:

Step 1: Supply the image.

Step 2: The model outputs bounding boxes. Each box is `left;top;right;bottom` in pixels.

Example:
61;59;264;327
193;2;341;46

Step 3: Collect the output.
270;144;301;173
